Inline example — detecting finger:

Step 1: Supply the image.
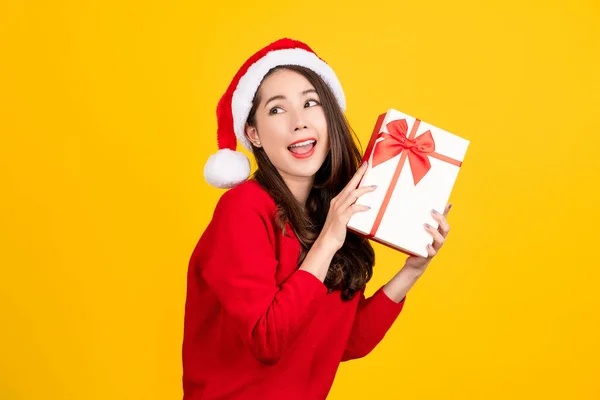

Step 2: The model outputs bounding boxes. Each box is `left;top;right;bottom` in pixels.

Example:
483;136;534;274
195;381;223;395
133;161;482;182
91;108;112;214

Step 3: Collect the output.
443;203;452;217
424;223;445;250
426;243;437;258
339;185;377;211
431;210;450;237
339;161;369;200
338;161;369;202
345;204;371;221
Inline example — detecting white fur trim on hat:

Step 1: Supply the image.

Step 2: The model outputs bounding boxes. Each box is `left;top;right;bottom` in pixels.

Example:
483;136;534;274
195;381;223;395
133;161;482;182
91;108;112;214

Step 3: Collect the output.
203;149;251;189
231;48;346;152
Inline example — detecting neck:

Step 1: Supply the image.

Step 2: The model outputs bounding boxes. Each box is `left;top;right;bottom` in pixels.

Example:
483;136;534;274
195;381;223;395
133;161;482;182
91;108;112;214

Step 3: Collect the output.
280;173;314;207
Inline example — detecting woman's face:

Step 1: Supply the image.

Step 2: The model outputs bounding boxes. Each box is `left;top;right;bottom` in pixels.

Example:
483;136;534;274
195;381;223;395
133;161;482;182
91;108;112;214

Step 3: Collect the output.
245;68;329;183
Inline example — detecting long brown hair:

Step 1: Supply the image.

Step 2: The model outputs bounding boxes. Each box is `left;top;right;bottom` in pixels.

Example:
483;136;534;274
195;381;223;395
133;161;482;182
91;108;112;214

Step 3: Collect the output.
246;65;374;301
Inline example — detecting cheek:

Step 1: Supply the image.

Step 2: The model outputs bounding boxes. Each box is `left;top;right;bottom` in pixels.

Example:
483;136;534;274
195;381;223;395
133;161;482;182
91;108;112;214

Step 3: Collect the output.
256;116;287;147
315;110;327;131
315;113;329;149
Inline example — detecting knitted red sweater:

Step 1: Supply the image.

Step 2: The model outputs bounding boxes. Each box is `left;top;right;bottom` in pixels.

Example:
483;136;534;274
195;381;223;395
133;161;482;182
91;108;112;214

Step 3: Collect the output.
182;179;406;399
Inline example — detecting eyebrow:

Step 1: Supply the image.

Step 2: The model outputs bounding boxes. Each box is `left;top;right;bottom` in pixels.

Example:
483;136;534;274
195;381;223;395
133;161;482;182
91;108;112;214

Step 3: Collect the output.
264;89;317;109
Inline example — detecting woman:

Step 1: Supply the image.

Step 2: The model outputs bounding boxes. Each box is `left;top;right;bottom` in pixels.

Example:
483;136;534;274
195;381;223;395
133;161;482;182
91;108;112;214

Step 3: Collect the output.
182;38;452;400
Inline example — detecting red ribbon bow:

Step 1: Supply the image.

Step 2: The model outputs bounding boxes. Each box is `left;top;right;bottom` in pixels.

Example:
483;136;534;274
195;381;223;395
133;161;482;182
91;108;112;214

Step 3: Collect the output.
372;119;435;185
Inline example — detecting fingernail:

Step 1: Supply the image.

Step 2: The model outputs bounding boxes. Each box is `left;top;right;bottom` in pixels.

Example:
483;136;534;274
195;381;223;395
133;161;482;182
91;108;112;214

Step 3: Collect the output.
424;223;432;229
449;204;453;210
431;209;439;215
427;244;433;249
361;161;367;168
371;185;377;189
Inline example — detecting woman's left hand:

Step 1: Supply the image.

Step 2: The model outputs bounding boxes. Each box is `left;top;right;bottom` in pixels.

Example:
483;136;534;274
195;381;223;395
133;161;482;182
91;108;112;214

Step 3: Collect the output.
404;203;452;273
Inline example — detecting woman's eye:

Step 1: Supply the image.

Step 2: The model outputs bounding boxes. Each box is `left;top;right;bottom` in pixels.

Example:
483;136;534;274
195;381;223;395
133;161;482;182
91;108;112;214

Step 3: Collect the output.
269;107;284;114
305;99;320;107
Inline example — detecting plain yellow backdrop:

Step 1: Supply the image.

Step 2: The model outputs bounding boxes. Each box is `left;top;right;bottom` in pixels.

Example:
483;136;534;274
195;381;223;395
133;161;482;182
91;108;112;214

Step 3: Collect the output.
2;0;599;399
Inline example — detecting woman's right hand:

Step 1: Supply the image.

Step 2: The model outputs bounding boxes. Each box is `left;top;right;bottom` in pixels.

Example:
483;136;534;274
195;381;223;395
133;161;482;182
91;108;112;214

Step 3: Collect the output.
317;161;377;252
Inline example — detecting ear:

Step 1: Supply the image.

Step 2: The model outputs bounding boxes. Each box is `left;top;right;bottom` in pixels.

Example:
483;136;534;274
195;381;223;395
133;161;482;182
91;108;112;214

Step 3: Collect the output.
244;123;262;148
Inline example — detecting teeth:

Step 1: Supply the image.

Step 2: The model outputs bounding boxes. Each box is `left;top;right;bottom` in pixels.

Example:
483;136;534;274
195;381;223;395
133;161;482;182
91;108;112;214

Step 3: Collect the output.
289;140;316;148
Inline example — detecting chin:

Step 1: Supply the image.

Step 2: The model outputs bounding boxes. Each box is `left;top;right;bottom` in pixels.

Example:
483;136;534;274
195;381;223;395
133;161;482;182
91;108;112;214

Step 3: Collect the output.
278;159;323;181
296;159;327;177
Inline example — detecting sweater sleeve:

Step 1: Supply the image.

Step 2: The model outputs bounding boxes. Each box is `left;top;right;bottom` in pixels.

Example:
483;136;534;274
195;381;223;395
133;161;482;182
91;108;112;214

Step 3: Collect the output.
341;286;406;361
198;190;328;365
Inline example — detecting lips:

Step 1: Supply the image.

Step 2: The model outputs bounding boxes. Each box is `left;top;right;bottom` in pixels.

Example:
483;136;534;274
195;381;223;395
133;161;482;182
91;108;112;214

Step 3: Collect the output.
287;138;317;159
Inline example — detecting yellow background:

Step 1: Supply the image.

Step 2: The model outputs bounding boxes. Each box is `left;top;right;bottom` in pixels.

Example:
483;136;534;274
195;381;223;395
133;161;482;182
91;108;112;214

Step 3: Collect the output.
2;0;599;399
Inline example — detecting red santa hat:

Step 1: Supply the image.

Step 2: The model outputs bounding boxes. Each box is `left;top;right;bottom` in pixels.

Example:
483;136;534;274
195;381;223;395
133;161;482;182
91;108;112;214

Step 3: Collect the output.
204;37;347;188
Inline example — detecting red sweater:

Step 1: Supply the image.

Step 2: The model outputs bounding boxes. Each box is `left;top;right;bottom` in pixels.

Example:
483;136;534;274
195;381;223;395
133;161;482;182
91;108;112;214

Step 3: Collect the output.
182;179;406;400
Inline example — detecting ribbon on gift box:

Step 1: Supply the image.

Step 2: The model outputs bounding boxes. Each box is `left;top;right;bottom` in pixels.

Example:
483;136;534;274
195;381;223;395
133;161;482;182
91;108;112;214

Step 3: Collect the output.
361;115;463;238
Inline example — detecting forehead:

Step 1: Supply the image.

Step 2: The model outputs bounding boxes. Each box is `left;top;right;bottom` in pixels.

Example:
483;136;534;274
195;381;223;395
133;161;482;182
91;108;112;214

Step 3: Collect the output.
258;68;315;98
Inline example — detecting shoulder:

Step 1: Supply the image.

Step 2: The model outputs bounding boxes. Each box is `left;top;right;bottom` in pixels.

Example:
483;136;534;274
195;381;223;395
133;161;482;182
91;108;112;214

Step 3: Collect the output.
213;179;276;220
192;180;278;266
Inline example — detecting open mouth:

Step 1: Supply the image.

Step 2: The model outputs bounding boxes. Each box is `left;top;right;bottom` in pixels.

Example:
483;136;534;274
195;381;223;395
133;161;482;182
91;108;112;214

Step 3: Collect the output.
287;139;317;159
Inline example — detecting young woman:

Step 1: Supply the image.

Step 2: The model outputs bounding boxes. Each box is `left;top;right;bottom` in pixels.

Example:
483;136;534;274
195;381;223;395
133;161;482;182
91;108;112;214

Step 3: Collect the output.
182;38;452;400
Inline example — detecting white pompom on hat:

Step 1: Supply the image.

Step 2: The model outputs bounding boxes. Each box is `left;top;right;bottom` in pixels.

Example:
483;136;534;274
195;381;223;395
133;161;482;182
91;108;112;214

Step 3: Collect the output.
204;37;347;189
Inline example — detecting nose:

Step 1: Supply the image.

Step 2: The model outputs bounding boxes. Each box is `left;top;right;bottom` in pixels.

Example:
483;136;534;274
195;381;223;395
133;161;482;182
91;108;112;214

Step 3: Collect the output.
294;124;308;131
291;109;308;131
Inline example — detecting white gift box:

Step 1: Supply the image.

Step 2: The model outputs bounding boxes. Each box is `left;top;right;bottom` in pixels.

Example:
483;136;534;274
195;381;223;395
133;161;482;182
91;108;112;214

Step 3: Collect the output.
347;109;470;257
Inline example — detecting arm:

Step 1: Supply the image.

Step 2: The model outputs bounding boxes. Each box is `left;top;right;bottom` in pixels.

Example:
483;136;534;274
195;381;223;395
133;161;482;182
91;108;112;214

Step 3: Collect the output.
342;266;423;361
342;203;454;360
198;192;336;365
